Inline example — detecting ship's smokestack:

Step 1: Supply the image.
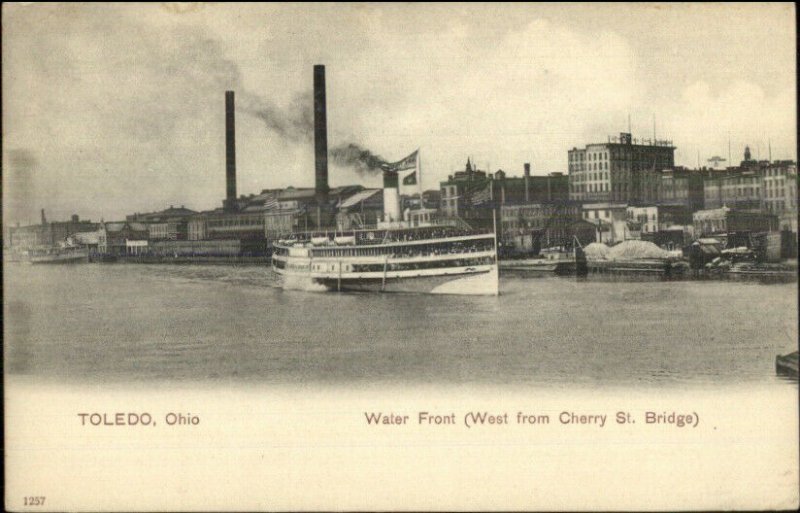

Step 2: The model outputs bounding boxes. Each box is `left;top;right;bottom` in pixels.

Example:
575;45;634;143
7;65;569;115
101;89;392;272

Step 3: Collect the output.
314;65;329;199
224;91;237;210
382;170;401;223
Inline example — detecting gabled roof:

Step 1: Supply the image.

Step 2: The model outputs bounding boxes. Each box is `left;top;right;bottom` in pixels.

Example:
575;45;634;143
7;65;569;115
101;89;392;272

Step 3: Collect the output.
71;231;100;245
338;189;382;209
278;188;316;200
104;222;148;232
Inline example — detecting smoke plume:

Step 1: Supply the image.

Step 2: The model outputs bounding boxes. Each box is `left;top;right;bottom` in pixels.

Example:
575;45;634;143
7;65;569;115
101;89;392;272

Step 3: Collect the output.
329;143;389;175
238;90;314;143
5;149;38;223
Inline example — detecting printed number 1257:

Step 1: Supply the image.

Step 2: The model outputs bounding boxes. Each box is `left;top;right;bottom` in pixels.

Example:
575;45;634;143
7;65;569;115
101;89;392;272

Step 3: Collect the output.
24;497;46;506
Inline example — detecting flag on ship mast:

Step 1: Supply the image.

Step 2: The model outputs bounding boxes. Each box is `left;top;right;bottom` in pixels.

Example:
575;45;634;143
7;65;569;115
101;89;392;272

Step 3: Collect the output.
384;149;419;172
386;148;419;197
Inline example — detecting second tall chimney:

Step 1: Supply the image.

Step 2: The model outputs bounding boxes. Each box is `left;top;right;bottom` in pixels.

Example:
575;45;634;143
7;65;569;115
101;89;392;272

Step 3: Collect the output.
524;163;531;203
314;65;329;198
225;91;237;209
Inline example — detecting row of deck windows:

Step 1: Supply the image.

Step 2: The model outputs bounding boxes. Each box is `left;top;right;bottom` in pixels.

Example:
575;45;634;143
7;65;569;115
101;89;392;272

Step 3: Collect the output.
351;256;494;273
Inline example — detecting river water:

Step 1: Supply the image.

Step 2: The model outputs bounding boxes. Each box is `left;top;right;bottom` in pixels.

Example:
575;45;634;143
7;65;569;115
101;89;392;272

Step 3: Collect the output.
3;262;797;388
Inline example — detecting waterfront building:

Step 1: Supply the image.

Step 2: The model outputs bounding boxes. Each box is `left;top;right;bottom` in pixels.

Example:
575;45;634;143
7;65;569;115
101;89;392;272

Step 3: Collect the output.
98;221;149;256
700;152;796;232
491;167;569;205
147;239;242;257
703;168;763;211
335;189;384;231
187;185;367;242
762;160;797;229
8;213;99;250
568;132;675;204
500;203;581;246
439;159;492;220
580;203;630;244
126;205;197;241
625;205;693;236
440;160;569;231
658;167;705;211
625;204;694;246
692;207;778;238
420;190;441;209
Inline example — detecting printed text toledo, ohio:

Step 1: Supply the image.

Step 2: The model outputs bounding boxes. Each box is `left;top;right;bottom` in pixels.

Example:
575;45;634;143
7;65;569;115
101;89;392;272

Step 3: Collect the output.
365;411;700;428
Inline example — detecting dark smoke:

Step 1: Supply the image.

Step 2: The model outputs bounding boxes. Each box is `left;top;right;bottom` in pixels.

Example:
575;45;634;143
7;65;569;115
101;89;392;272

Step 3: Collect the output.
330;143;389;175
9;149;38;173
5;149;37;223
238;90;314;143
169;31;377;160
163;29;314;144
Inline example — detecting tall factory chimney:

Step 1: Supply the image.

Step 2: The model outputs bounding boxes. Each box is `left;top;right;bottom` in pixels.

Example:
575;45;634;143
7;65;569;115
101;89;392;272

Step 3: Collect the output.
40;209;47;225
313;65;329;200
523;163;531;203
224;90;237;211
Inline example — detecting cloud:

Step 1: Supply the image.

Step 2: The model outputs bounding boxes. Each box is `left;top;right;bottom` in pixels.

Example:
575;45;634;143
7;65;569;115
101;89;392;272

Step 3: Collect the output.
662;79;796;164
2;4;795;223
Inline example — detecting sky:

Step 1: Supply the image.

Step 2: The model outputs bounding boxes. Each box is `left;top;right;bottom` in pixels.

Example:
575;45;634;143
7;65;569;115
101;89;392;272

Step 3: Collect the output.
2;3;796;224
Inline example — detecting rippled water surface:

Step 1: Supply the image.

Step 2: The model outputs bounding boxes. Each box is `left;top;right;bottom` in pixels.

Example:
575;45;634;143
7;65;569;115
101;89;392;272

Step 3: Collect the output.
4;263;797;387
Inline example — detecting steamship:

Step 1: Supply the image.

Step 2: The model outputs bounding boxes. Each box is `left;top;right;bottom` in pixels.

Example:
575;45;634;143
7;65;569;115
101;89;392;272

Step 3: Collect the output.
271;65;497;295
272;172;499;296
272;225;499;295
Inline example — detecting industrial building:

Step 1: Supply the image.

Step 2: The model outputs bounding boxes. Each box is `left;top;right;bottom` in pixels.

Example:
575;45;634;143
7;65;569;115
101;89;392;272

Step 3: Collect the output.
7;211;99;250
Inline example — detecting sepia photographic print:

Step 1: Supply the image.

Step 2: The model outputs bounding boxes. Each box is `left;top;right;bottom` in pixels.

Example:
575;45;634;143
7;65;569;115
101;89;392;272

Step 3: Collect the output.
3;3;798;511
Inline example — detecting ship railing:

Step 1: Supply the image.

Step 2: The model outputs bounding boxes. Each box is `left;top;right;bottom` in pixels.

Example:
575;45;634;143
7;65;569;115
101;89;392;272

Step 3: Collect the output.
274;227;496;247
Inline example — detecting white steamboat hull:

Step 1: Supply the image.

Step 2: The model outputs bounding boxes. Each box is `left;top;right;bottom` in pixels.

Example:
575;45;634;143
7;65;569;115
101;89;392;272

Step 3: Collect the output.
275;265;499;296
272;229;500;296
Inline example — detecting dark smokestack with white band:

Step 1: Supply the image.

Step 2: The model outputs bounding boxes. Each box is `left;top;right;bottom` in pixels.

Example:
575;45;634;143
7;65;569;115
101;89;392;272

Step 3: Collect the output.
314;65;329;199
225;91;237;209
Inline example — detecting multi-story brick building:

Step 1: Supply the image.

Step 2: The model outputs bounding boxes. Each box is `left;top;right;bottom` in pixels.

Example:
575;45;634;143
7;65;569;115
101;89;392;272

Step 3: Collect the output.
568;132;675;204
439;159;492;220
580;203;630;243
762;160;797;230
126;205;197;241
701;152;797;233
703;168;763;211
693;207;778;238
440;160;570;231
659;167;705;211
